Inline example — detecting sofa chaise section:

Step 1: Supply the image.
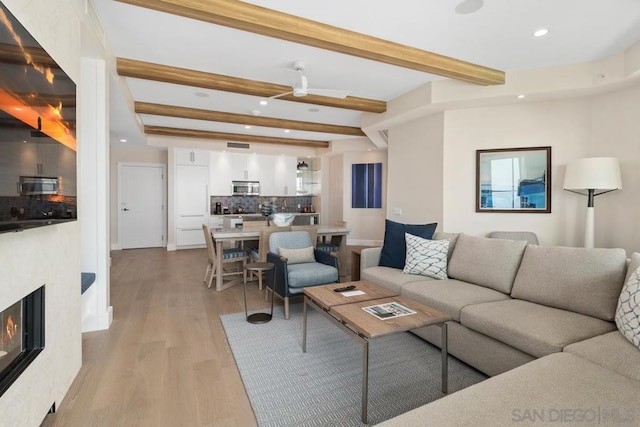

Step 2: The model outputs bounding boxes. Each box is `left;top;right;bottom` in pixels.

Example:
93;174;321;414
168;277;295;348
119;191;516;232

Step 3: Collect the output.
377;352;640;427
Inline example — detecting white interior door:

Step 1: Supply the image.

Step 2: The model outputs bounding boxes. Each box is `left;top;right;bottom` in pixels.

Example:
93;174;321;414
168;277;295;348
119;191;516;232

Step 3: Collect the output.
118;163;166;249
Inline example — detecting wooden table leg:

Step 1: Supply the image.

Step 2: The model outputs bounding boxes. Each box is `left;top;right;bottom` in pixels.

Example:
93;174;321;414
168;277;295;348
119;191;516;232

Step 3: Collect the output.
215;240;224;292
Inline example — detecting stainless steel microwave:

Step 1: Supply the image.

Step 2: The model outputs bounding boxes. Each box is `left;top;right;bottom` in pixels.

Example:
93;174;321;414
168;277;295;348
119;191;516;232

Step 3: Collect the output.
19;176;59;195
232;180;260;196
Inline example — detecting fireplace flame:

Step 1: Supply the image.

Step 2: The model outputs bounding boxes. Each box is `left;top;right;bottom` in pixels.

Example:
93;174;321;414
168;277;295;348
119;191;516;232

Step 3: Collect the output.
5;315;17;340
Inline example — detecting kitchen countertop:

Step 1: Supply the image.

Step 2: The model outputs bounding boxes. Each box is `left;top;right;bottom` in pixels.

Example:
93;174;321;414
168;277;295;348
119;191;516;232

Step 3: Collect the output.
210;212;318;216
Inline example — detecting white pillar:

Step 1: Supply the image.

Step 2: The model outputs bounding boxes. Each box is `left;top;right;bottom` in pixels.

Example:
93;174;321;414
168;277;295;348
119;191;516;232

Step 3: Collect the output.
78;57;112;331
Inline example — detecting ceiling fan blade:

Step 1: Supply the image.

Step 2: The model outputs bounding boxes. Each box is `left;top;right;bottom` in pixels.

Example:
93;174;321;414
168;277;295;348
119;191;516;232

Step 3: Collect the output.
306;88;350;99
269;91;293;99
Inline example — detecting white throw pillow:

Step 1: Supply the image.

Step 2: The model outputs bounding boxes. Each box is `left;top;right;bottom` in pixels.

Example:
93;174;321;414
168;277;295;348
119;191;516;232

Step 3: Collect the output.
403;233;449;280
278;246;315;264
615;265;640;349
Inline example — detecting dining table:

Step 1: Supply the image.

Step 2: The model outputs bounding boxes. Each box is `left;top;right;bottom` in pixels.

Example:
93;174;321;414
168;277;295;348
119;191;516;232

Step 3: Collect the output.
211;226;350;292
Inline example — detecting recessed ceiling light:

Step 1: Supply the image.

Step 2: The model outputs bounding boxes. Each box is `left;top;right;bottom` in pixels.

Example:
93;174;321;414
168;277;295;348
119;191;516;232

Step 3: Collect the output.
194;92;209;98
284;129;290;133
308;108;320;113
517;94;526;99
244;125;251;129
259;100;268;106
119;138;127;142
533;28;549;37
15;107;22;111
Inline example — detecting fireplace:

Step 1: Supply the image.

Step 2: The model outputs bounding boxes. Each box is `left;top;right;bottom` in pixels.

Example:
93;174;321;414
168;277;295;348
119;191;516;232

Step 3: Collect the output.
0;286;45;397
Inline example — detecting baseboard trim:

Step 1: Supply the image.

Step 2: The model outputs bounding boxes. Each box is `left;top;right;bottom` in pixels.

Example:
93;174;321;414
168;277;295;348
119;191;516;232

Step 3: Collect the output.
111;243;122;251
167;243;177;251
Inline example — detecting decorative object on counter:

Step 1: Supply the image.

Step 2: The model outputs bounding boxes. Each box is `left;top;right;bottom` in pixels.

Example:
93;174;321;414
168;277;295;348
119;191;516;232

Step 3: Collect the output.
270;213;296;227
235;204;246;214
297;161;309;170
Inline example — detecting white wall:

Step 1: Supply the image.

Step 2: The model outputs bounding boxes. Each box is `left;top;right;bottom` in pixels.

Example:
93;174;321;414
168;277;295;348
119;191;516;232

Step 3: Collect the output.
442;99;590;246
0;0;88;424
387;113;444;226
588;85;640;254
341;150;387;246
109;146;168;248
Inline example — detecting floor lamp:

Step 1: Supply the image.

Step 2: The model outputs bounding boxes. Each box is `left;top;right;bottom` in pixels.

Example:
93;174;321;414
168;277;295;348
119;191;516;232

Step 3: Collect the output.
563;157;622;248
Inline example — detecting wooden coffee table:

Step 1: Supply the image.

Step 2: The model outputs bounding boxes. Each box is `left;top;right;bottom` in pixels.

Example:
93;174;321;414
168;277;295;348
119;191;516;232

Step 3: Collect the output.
302;281;452;424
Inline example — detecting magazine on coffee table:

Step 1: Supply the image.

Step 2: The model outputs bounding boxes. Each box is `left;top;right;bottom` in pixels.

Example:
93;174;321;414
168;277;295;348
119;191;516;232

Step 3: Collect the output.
363;301;416;320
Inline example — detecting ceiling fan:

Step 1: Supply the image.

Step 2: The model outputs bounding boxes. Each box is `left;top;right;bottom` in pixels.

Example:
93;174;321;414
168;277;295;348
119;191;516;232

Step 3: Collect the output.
271;61;350;99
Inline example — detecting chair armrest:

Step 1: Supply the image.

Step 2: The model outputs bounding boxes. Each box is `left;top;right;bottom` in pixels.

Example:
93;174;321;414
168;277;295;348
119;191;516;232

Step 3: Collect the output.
361;247;382;270
266;251;289;297
314;249;339;269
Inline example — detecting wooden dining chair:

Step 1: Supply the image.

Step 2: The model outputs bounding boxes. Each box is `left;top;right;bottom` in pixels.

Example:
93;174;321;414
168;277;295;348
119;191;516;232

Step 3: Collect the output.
202;224;248;289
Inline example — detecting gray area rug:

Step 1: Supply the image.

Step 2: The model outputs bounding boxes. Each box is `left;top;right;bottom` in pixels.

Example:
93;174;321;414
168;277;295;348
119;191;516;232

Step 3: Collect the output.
220;304;487;426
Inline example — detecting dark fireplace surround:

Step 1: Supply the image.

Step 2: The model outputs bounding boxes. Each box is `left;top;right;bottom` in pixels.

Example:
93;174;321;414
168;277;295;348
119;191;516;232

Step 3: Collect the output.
0;286;45;397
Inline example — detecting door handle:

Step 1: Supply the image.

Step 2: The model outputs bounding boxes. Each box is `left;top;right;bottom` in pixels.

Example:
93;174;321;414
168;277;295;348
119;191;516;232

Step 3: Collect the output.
123;208;130;211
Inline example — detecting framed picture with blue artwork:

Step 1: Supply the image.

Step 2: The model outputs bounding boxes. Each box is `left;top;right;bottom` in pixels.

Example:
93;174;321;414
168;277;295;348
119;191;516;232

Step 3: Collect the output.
476;147;551;213
352;163;382;208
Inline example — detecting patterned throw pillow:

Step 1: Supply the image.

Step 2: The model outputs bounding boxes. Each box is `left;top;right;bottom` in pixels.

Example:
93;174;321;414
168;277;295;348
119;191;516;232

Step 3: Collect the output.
278;246;315;264
615;265;640;349
403;233;449;280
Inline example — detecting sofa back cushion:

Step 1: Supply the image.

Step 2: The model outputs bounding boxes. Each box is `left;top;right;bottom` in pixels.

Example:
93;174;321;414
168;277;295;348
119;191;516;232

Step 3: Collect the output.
379;219;437;269
432;231;460;260
511;245;627;321
447;233;527;294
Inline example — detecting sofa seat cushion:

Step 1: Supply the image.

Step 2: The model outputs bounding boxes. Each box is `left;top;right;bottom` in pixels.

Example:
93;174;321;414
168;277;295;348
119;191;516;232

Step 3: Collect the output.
361;266;426;294
564;331;640;382
286;262;339;290
376;353;640;427
447;233;527;294
401;279;510;322
511;245;627;321
460;300;616;358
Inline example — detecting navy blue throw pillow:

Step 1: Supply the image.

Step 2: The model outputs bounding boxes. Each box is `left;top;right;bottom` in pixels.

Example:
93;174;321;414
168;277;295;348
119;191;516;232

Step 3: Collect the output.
379;220;437;269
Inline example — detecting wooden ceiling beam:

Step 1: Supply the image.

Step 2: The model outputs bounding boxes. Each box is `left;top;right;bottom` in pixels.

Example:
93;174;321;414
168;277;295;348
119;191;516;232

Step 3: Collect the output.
135;102;365;136
0;43;59;68
144;125;330;148
115;0;505;86
117;58;386;113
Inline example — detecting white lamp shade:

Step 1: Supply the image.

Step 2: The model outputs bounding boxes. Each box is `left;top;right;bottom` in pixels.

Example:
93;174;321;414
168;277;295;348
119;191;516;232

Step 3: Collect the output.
563;157;622;190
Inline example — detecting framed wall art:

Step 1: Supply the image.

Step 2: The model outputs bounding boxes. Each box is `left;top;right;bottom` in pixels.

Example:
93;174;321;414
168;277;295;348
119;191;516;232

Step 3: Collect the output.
476;146;551;213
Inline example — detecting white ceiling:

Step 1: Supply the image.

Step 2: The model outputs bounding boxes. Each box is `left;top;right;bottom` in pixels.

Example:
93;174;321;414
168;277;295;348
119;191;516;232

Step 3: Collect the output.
93;0;640;150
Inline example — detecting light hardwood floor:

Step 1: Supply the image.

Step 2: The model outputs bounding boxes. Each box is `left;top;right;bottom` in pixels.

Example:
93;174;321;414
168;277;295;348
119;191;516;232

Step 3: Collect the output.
41;246;360;427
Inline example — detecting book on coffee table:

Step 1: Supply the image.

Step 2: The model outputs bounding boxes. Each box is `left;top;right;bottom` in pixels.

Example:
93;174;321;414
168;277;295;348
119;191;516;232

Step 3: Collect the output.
362;301;416;320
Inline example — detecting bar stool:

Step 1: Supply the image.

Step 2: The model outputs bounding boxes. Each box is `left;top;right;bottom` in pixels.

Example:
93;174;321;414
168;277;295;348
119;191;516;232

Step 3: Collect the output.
243;262;275;324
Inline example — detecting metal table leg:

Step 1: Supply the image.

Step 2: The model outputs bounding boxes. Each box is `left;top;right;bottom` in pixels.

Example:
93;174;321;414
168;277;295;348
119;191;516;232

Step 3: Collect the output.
441;322;448;394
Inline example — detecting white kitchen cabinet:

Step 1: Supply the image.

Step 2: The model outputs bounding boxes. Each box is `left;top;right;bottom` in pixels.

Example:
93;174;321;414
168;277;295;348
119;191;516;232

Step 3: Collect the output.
57;144;77;196
176;163;209;248
274;156;297;196
0;141;21;196
257;155;276;196
176;148;209;166
17;142;57;177
231;153;260;181
209;151;233;196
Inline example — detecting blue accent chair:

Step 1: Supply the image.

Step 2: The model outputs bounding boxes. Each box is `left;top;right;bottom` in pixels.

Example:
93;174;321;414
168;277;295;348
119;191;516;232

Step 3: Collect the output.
266;231;339;319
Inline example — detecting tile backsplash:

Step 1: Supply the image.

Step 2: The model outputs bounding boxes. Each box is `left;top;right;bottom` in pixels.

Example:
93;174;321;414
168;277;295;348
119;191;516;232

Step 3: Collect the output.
211;195;314;215
0;196;77;221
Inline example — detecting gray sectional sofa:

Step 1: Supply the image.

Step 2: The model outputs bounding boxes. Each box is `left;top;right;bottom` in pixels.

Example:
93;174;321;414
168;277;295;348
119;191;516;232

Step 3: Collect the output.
359;232;640;426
